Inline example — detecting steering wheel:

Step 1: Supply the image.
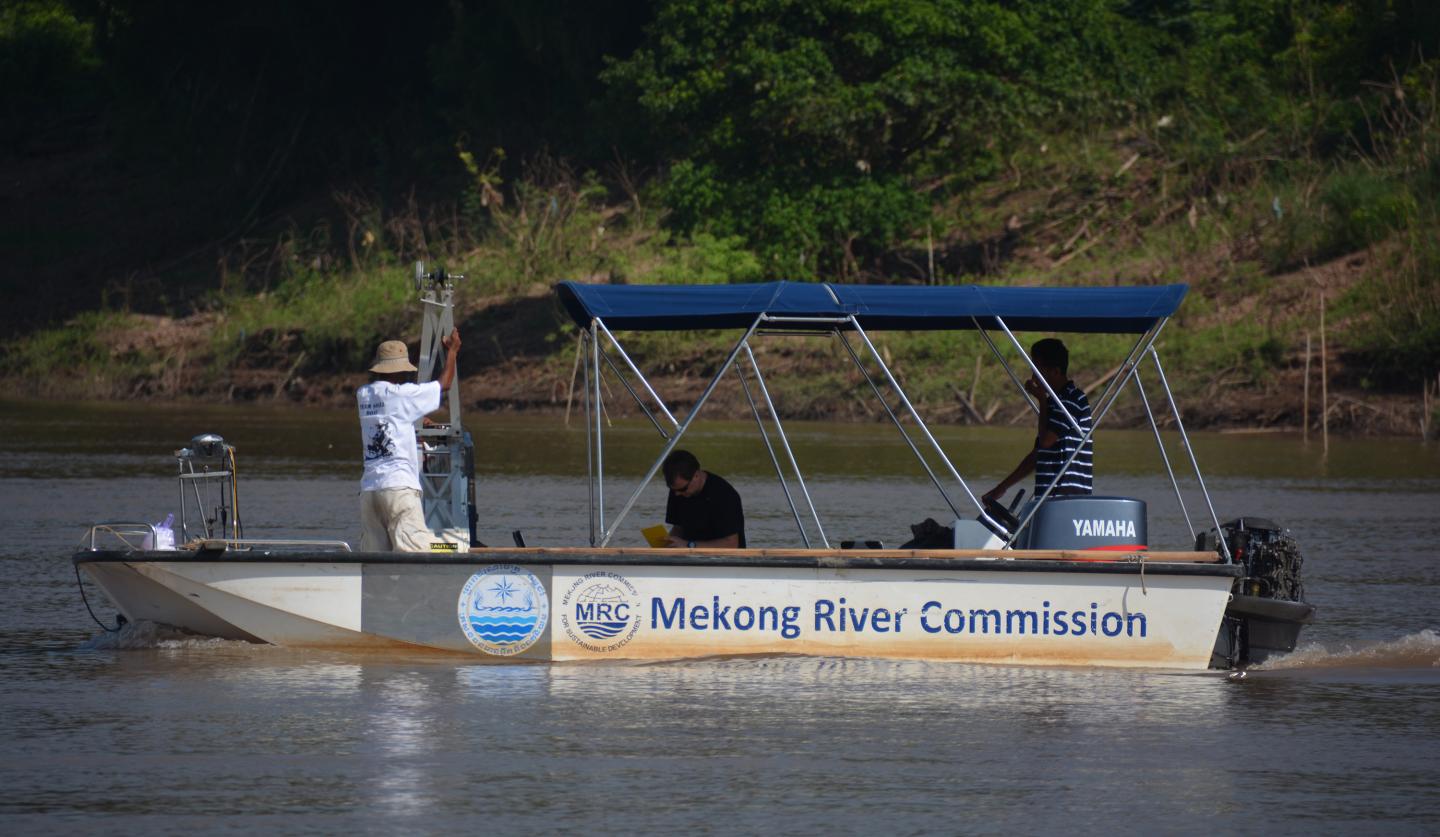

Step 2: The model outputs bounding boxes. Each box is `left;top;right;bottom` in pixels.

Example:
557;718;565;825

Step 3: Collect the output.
980;489;1024;535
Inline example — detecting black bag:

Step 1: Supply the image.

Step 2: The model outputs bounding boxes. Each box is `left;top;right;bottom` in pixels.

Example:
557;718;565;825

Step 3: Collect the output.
899;517;953;549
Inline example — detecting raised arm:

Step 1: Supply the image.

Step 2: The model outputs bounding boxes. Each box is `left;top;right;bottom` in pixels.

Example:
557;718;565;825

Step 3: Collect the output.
437;329;462;392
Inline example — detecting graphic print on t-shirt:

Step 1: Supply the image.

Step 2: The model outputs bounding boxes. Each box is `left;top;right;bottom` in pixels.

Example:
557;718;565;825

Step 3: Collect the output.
364;425;395;462
357;380;441;492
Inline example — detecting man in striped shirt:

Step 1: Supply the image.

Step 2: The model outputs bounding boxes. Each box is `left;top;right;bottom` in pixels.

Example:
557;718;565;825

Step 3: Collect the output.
982;338;1093;509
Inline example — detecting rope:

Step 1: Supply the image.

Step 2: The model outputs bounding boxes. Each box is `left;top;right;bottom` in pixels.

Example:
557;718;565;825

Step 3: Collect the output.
228;447;243;540
74;563;122;633
1120;551;1148;595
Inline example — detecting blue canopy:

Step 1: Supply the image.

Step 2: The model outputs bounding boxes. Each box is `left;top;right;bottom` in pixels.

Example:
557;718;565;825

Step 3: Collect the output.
556;281;1186;334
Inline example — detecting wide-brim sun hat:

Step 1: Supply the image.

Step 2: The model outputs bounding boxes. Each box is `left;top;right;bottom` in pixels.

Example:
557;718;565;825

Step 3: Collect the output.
369;340;417;374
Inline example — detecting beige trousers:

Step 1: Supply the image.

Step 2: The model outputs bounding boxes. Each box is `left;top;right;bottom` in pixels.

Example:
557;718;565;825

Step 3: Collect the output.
359;488;433;552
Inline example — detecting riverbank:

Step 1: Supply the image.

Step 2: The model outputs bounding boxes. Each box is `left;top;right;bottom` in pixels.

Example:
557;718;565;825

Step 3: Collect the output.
8;112;1437;438
5;277;1429;438
5;3;1436;439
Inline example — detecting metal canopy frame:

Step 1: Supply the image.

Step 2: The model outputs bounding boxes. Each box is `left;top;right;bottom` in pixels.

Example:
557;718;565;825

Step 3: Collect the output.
577;305;1228;560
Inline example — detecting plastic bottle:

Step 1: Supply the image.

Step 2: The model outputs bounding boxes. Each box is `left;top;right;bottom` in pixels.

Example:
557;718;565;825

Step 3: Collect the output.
154;513;176;551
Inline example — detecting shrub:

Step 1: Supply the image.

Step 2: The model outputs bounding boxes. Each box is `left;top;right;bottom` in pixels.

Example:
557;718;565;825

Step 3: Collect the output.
1267;168;1419;269
1319;171;1417;254
1341;224;1440;382
648;233;763;285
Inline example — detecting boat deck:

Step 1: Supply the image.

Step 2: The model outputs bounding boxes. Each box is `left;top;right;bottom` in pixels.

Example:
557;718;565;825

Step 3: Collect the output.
76;546;1240;577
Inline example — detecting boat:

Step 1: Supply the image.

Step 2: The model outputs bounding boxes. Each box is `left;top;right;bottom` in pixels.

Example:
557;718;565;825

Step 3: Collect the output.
74;269;1314;669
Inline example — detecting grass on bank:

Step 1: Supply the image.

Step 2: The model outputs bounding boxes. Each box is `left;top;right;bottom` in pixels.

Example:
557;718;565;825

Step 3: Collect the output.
0;309;177;397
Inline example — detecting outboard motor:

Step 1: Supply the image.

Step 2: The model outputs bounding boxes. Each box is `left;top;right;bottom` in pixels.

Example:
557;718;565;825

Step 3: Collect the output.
1012;495;1148;551
1216;518;1305;601
1203;518;1314;668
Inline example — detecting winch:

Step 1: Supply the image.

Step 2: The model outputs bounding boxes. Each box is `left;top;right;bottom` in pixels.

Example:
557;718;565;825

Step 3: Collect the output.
174;432;241;543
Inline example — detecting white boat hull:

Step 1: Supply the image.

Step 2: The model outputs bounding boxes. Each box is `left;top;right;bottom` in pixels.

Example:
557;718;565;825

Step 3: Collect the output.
77;548;1239;669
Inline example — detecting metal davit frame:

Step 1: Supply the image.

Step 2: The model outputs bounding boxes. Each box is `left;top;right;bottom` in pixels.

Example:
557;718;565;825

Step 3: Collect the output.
570;283;1227;558
414;263;477;547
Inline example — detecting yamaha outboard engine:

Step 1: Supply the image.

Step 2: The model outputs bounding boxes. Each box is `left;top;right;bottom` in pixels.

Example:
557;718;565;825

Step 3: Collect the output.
1011;496;1148;551
1203;518;1315;668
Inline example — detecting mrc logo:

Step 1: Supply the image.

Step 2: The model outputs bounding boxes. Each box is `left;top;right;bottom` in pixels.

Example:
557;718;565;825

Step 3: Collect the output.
560;570;641;652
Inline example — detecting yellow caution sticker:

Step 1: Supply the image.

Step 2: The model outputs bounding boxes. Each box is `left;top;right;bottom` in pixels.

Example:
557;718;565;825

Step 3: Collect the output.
429;541;461;553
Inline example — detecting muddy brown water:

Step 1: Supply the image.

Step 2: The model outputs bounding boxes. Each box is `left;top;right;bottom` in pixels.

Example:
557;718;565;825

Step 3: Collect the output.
2;400;1438;833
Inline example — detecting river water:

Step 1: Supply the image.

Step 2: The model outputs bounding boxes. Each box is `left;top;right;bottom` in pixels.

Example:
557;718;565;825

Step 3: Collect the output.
1;400;1438;833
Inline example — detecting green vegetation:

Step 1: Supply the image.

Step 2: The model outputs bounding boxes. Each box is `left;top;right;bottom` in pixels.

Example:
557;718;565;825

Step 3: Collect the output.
3;0;1438;430
1341;227;1440;381
4;310;137;378
0;0;97;149
0;310;178;399
603;0;1087;277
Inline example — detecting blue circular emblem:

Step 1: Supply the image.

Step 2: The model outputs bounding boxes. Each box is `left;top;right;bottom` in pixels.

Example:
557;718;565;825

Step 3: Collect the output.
457;565;549;655
561;571;641;652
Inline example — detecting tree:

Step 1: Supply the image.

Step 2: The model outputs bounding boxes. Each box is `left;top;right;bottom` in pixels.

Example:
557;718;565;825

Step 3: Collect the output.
604;0;1124;278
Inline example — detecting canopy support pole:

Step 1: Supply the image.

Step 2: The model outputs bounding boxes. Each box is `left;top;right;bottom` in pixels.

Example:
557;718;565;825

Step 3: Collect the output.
1150;348;1231;561
596;318;679;430
994;317;1087;438
1094;320;1164;419
1002;319;1170;547
973;320;1040;415
743;342;829;547
736;361;810;547
598;316;764;547
836;331;964;521
592;320;605;536
849;317;1000;532
1134;368;1196;542
599;343;669;439
582;328;596;546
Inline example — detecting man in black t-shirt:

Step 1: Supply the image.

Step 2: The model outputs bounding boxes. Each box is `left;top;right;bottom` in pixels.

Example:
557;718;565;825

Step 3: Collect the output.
662;449;746;548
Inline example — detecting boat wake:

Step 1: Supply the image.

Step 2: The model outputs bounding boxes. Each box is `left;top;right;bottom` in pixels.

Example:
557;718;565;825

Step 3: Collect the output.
1259;629;1440;670
79;620;253;651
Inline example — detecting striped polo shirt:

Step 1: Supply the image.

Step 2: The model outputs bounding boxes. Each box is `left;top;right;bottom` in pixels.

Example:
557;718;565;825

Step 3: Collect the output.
1035;380;1093;494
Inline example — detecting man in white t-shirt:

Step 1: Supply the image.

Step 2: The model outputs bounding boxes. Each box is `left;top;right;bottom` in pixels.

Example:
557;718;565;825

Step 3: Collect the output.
356;330;461;551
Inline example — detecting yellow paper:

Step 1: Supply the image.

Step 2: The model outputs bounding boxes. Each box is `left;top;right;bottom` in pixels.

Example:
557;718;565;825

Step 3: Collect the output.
641;525;669;548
